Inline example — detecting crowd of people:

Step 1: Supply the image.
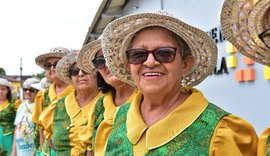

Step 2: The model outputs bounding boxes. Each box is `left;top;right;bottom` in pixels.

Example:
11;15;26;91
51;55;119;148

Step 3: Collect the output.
0;0;269;155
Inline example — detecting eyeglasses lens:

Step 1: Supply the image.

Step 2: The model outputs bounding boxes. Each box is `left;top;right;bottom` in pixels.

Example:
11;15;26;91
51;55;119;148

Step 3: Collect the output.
69;67;87;76
126;47;177;64
23;88;37;93
44;61;58;70
92;56;106;69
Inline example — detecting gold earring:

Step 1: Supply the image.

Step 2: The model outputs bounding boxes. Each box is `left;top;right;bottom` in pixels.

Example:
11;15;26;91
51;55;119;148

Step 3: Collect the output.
180;85;191;94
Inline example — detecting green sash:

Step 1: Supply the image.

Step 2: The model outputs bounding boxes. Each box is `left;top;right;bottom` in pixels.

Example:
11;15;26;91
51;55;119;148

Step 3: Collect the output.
105;103;229;155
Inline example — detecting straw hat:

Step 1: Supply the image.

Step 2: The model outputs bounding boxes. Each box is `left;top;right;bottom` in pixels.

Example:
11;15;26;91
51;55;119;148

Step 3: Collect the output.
0;78;14;90
35;47;70;69
23;77;40;88
55;52;78;84
77;38;102;73
101;10;218;87
31;77;51;90
220;0;270;66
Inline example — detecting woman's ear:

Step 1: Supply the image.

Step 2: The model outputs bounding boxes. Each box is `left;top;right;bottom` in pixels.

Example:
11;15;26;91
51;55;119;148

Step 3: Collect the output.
182;55;194;75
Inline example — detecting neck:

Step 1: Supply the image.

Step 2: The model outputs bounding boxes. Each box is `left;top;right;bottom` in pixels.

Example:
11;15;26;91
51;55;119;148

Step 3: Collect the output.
76;88;99;108
55;81;68;94
140;88;189;126
27;99;35;104
114;84;134;106
0;99;6;104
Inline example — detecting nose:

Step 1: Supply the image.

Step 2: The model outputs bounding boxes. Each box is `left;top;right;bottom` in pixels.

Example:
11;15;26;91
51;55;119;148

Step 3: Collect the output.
78;69;85;76
143;53;160;67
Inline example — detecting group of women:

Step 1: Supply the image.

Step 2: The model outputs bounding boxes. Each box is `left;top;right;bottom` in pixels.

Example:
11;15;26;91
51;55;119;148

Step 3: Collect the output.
0;0;270;155
0;76;51;156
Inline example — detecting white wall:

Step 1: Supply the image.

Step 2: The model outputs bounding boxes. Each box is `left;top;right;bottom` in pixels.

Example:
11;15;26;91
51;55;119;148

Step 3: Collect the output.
123;0;270;135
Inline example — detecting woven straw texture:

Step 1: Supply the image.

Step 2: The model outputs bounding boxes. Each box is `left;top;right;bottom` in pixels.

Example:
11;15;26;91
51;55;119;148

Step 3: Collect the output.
77;39;101;73
102;11;218;87
56;52;78;84
35;47;70;69
221;0;270;66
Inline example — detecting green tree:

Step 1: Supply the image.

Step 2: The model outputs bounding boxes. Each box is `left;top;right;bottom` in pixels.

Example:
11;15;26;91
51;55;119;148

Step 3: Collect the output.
0;67;6;75
33;71;45;79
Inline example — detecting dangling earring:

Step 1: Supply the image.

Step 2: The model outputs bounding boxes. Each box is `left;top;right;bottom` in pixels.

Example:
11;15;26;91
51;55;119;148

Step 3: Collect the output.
180;75;191;94
180;85;191;94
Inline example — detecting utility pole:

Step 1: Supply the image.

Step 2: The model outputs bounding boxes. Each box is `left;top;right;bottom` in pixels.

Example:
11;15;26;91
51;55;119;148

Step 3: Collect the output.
20;58;23;99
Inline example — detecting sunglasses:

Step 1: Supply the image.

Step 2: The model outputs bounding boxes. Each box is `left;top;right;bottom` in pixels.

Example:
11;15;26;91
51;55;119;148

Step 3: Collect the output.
23;88;37;93
69;67;88;76
92;56;106;69
44;61;58;70
126;47;177;64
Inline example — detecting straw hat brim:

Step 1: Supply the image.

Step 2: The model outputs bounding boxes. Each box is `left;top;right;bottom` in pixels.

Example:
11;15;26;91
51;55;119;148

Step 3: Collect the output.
77;39;101;73
220;0;270;66
101;11;218;87
35;53;67;70
55;52;78;84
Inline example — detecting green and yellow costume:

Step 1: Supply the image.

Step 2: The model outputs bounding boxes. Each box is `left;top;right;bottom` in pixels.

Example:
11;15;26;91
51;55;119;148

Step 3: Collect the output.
40;90;103;156
32;83;73;156
0;98;22;155
96;88;258;156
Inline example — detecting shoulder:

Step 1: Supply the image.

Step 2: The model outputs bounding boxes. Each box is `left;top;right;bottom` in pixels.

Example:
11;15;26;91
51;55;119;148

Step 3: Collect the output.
16;102;26;112
210;114;258;156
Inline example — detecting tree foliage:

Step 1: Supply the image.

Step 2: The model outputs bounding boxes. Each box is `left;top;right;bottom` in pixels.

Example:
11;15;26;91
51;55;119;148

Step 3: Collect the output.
0;67;6;75
33;71;45;79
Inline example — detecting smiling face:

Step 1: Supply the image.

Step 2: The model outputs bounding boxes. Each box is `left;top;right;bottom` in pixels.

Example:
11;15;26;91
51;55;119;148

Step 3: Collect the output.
128;27;193;95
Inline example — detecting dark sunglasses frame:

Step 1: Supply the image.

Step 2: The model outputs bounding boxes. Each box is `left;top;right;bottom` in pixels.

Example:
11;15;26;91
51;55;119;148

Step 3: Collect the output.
258;28;270;49
92;56;106;69
44;61;58;70
69;66;88;76
23;88;38;93
126;47;177;64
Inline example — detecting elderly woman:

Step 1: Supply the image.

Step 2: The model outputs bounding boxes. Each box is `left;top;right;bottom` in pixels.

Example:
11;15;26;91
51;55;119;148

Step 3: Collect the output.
0;78;22;155
11;77;40;156
32;47;74;156
221;0;270;155
77;38;137;156
39;52;103;156
99;11;258;155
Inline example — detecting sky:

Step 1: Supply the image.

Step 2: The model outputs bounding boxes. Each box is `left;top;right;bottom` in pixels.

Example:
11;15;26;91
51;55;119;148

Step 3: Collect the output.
0;0;102;76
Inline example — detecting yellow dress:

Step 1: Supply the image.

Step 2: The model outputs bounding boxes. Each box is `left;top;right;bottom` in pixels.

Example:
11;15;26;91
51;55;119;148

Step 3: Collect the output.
32;83;74;128
39;90;103;155
32;83;74;155
78;90;137;151
96;88;258;156
258;127;270;156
